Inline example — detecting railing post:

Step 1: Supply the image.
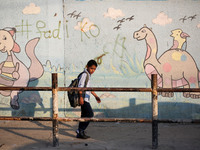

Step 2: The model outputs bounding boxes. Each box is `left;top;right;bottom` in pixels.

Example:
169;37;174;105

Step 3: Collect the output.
52;73;59;147
151;74;158;149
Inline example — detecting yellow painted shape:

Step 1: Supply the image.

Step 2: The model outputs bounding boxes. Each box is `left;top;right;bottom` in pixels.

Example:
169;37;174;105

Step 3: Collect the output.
4;62;14;68
172;52;182;61
110;60;121;75
152;48;156;53
2;73;13;78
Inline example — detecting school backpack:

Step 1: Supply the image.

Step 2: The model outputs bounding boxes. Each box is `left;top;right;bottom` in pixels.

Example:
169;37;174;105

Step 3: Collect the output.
67;71;89;108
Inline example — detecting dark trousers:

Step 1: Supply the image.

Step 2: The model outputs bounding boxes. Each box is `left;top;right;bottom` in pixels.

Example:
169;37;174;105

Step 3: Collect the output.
78;101;94;131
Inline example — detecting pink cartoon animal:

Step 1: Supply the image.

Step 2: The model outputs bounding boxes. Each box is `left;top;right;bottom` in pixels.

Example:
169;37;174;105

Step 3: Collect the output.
0;28;44;109
133;25;200;99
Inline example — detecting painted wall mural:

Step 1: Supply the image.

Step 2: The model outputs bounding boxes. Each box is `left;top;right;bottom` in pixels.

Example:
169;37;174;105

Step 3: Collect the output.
0;0;200;120
133;25;200;98
0;28;44;110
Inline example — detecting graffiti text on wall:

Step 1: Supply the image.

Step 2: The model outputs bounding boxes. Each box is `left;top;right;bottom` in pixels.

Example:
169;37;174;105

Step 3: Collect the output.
15;20;62;39
15;19;100;41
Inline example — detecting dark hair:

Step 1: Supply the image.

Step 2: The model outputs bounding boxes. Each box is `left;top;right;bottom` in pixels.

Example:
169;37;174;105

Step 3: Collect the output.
87;59;98;67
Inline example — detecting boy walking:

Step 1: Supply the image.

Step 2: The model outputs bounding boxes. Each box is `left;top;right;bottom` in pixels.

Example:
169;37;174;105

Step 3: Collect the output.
76;60;101;139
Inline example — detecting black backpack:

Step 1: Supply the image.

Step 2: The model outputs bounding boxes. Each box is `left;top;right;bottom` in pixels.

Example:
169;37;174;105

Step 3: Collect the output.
67;71;89;108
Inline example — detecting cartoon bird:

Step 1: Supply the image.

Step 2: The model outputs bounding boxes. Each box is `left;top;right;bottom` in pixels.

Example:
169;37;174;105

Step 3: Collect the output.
113;24;122;30
188;14;197;21
170;29;190;51
73;12;81;20
179;16;187;23
126;15;134;21
117;18;125;24
67;11;76;18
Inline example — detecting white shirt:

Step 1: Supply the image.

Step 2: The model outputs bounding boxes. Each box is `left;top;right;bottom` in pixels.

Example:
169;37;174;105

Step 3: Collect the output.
78;69;91;103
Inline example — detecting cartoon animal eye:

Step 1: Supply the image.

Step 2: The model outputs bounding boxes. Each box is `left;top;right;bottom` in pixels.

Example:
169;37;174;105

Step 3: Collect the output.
141;30;146;33
3;36;7;40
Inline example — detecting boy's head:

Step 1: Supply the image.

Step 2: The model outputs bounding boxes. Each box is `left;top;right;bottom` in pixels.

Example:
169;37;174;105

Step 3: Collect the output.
86;59;98;75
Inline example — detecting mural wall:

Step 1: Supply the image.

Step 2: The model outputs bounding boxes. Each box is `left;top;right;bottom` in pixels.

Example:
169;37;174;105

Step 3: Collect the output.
0;0;200;120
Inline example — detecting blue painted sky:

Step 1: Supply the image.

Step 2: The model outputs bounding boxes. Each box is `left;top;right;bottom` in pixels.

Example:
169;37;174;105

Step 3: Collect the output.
0;0;200;70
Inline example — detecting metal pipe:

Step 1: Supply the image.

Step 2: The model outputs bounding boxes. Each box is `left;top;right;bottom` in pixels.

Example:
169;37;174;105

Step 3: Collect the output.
0;87;52;91
0;117;200;123
52;73;59;147
152;74;158;149
157;88;200;92
58;87;152;92
0;117;52;121
59;118;152;123
0;86;200;93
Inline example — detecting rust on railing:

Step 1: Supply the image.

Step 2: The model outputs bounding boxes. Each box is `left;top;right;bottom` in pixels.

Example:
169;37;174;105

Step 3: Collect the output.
0;117;52;121
152;74;158;149
0;116;200;123
0;86;200;93
52;73;59;147
157;88;200;92
0;87;52;91
58;87;153;92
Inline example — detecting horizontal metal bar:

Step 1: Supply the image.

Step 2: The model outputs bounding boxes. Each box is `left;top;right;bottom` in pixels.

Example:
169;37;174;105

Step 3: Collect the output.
0;87;153;92
0;116;150;122
157;88;200;92
0;87;52;91
64;118;198;123
0;87;200;93
0;117;52;121
59;87;200;92
158;119;200;123
0;87;152;92
58;87;153;92
58;117;152;123
0;117;200;123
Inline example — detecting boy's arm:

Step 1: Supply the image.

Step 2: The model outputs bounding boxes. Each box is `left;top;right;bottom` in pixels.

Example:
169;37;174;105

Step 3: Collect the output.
91;91;101;103
79;91;84;105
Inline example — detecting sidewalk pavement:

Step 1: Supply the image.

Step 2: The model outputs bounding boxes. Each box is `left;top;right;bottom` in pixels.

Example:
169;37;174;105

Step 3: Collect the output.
0;121;200;150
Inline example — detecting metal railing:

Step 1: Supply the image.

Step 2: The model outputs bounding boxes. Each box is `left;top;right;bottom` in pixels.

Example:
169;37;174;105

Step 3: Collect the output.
0;74;200;149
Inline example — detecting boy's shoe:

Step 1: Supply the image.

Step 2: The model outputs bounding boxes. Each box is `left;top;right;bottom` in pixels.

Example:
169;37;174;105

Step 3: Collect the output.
76;130;90;139
83;131;90;139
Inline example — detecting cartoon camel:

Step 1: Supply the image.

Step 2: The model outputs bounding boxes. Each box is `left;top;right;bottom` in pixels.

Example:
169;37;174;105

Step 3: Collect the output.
133;25;200;98
0;28;44;109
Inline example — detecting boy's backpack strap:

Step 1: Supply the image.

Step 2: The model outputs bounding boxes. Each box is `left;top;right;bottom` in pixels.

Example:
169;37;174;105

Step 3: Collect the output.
78;71;89;87
78;71;90;99
84;71;89;87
